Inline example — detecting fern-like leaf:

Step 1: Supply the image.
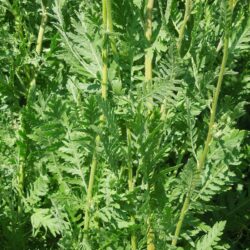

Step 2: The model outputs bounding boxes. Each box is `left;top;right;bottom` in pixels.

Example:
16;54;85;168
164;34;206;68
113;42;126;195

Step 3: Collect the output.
196;221;227;250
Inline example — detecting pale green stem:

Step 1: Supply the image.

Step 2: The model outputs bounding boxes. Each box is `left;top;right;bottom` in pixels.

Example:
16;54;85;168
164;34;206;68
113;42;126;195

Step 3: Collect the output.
84;135;100;230
106;0;117;55
101;36;108;100
171;193;191;246
171;3;231;246
147;216;155;250
145;1;155;249
197;39;229;172
27;0;48;102
84;0;109;231
127;128;137;250
177;0;192;53
18;0;48;197
36;1;48;55
106;0;122;83
145;0;154;85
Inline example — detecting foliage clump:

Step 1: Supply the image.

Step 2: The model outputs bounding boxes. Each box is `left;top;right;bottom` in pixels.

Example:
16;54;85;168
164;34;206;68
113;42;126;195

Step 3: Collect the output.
0;0;249;249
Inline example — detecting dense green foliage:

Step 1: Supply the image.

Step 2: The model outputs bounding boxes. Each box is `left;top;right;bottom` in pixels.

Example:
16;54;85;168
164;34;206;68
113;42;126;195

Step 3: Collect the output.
0;0;249;249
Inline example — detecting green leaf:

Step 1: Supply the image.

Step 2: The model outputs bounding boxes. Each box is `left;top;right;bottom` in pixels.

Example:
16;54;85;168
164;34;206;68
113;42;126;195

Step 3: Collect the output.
196;221;227;250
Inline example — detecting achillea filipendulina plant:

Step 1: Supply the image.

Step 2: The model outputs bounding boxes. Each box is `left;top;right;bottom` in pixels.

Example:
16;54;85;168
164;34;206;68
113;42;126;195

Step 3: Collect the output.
0;0;249;249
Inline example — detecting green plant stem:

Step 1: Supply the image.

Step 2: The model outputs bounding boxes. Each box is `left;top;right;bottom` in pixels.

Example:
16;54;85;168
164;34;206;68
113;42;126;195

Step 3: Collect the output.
12;0;24;40
101;36;108;100
147;219;155;250
18;0;47;204
106;0;117;55
101;0;108;100
171;11;230;246
127;128;137;250
177;0;192;53
27;0;48;102
36;1;48;55
144;1;155;249
84;135;100;230
18;0;47;198
84;0;109;231
171;192;191;246
197;40;229;172
106;0;122;83
145;0;154;86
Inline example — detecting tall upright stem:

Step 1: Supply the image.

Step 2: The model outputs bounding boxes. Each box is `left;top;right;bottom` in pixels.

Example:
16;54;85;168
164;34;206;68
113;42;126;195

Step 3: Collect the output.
101;0;108;101
84;136;100;230
197;38;229;171
27;0;48;102
36;1;48;55
106;0;122;83
127;128;137;250
106;0;117;55
145;0;154;86
144;1;155;249
16;3;48;247
171;2;232;246
18;0;48;196
84;0;109;231
147;218;155;250
177;0;192;53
